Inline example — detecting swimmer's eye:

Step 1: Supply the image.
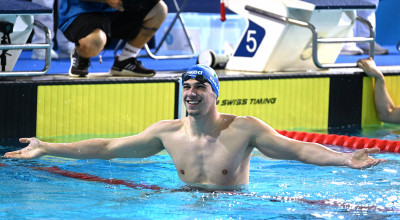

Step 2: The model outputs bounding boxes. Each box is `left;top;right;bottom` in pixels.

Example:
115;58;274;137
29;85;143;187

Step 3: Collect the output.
195;83;207;89
182;83;207;90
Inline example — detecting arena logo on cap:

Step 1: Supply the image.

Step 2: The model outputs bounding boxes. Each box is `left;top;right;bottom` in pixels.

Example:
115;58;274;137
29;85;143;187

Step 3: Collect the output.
187;70;203;75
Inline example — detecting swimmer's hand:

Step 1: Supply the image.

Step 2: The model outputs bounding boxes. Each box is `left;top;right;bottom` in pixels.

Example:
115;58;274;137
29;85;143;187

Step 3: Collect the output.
357;58;384;80
3;138;46;160
346;148;386;169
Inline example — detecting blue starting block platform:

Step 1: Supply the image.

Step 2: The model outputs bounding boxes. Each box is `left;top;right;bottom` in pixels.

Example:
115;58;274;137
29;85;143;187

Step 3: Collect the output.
0;0;52;14
225;0;377;72
0;0;52;76
302;0;376;10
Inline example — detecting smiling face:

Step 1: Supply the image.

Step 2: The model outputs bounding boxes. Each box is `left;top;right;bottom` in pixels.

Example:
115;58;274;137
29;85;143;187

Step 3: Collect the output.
182;79;218;117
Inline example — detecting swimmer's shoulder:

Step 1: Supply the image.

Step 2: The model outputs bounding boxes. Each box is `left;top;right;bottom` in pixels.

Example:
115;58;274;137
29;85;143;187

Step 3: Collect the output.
221;114;272;132
219;113;261;124
147;118;185;133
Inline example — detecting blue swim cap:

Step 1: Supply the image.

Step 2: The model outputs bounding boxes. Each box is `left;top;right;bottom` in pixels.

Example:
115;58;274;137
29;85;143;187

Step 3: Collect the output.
182;64;220;99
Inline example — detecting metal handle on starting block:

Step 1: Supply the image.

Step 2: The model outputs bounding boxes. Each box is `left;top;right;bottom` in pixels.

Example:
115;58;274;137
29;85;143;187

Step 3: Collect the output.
0;20;51;76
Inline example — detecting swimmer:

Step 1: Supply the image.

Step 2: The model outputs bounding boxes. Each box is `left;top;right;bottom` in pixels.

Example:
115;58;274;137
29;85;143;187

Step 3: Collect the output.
357;58;400;124
4;64;386;189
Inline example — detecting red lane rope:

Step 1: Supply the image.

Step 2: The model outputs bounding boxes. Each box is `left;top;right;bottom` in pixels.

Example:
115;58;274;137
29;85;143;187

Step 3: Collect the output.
32;166;163;190
277;130;400;153
1;162;161;190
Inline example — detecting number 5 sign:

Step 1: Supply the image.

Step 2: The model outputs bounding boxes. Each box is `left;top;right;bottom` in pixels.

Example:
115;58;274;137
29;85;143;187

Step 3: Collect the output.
234;20;265;57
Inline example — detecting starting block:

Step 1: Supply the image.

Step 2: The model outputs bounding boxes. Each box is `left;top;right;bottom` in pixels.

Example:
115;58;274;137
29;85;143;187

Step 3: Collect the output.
0;0;52;76
224;0;376;72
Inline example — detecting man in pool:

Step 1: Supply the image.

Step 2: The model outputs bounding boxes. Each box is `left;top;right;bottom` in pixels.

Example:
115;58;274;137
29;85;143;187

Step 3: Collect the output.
357;58;400;124
4;64;386;189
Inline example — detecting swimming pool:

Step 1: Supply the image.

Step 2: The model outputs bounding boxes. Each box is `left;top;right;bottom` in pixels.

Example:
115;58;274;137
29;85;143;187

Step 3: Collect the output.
1;129;399;219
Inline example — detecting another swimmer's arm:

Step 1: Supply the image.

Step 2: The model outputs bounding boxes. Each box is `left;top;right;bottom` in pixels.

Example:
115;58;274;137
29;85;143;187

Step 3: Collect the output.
358;58;400;123
247;117;385;169
371;76;400;123
4;123;164;160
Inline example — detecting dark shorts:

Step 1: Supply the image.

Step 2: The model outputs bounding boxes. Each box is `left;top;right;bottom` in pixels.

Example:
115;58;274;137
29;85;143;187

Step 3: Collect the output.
64;0;159;45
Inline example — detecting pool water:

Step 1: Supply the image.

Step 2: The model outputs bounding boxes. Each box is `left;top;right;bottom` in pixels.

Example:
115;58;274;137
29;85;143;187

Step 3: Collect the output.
1;131;399;219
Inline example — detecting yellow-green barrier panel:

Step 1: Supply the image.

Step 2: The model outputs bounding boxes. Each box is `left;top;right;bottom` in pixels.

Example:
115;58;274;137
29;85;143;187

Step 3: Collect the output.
217;78;330;130
36;83;175;143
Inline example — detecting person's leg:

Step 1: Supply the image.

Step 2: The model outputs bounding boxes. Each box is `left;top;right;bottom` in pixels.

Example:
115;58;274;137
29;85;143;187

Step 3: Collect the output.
63;12;114;77
67;28;107;77
355;0;377;38
340;11;363;55
31;0;58;60
126;1;167;50
110;1;167;77
76;29;108;58
355;0;388;55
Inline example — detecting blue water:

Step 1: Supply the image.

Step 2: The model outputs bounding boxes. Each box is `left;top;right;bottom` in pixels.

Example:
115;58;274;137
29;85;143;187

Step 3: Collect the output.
1;131;400;219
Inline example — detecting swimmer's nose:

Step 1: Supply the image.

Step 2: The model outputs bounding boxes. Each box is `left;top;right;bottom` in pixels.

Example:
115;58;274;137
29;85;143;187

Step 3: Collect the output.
187;88;197;97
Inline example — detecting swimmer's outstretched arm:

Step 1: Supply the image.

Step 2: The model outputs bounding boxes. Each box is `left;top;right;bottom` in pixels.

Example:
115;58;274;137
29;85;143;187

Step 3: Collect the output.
357;58;400;123
245;117;386;169
3;122;165;160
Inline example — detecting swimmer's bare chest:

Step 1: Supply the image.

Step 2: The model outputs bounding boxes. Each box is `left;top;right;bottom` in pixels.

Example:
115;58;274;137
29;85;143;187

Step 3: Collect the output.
163;134;253;186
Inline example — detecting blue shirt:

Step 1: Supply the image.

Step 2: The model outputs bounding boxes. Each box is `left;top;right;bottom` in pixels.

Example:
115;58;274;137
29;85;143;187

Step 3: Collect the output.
59;0;116;32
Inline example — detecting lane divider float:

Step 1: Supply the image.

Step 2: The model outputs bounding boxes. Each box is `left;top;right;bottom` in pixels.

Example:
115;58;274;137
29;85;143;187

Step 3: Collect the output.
277;130;400;153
